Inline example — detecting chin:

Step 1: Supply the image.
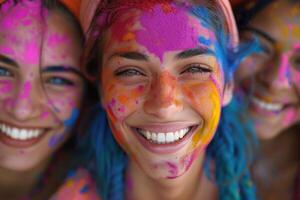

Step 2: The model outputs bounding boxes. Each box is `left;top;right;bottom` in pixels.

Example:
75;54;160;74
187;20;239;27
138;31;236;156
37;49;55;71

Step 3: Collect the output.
0;156;44;172
255;125;282;140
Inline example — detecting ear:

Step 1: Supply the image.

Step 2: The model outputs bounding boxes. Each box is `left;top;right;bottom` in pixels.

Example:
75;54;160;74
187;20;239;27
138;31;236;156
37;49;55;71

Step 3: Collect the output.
222;79;234;106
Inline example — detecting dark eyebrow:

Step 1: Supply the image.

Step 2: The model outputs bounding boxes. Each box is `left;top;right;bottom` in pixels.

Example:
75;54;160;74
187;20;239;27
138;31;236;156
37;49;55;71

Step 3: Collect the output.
243;26;276;44
0;54;18;67
108;51;149;61
41;66;83;78
176;47;214;59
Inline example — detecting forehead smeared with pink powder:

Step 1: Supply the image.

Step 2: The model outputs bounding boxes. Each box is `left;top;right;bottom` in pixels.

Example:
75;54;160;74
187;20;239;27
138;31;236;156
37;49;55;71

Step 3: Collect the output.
109;3;215;62
0;0;45;65
136;4;214;61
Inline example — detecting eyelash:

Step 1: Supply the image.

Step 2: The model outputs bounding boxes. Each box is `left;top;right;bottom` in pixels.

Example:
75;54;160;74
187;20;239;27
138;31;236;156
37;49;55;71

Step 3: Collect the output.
180;63;212;74
115;67;146;77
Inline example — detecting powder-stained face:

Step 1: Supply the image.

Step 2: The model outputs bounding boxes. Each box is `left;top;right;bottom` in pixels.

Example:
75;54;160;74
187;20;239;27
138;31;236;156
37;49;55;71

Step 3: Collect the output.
236;0;300;140
101;4;232;179
0;1;84;171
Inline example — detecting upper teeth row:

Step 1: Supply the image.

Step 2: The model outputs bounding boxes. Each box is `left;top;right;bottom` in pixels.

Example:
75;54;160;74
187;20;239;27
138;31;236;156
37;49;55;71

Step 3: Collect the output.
0;123;42;140
138;128;190;144
251;96;283;112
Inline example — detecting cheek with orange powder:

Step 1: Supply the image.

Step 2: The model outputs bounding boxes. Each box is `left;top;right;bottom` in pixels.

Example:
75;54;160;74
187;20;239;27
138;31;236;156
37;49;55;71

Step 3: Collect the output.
101;70;146;146
165;76;222;177
182;77;222;150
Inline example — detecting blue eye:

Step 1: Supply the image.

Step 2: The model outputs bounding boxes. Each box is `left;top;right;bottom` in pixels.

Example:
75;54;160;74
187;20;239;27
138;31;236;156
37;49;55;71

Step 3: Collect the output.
47;77;74;86
0;67;12;77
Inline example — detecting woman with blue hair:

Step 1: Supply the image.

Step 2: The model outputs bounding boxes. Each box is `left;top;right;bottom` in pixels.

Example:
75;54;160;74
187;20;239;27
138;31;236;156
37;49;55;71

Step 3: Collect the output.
68;0;259;199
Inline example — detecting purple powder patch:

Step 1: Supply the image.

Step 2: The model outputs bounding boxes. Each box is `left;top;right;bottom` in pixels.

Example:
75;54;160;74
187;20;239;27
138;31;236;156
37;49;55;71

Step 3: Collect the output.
48;133;64;148
136;5;199;62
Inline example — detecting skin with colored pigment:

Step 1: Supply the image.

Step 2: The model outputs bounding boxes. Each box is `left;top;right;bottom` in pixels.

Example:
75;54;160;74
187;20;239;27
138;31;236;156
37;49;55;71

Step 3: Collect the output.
0;1;83;198
237;0;300;140
235;1;300;199
100;4;232;199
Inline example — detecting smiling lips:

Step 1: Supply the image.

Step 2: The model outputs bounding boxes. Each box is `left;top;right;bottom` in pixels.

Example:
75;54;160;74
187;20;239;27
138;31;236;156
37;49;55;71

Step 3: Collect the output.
0;123;43;141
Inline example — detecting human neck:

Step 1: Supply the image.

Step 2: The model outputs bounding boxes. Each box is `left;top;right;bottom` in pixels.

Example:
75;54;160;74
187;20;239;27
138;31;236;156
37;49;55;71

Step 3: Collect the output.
0;159;50;200
125;151;217;200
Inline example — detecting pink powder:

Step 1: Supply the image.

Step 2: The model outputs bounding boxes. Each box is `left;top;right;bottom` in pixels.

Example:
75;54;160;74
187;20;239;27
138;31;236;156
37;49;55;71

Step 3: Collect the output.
0;80;13;93
23;41;39;65
136;5;201;62
283;109;297;127
293;43;300;50
277;53;292;85
166;162;178;179
20;81;31;99
0;46;15;55
47;33;69;48
41;111;50;120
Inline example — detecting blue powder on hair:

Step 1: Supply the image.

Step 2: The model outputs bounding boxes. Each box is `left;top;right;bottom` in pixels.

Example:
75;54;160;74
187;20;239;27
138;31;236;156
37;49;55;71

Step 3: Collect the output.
198;36;212;46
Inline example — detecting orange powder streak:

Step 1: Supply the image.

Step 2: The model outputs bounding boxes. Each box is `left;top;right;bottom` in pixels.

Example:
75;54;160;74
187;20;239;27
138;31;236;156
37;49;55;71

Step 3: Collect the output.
152;71;182;108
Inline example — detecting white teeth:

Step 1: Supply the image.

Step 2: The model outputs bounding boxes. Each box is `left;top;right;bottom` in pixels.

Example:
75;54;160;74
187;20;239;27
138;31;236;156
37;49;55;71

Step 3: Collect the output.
251;96;283;112
0;123;43;141
138;127;190;144
166;132;174;143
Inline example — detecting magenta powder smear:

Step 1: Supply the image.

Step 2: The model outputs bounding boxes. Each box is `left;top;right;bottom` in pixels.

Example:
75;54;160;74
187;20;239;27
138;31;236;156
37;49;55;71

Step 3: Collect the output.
136;5;199;62
20;81;31;99
166;161;179;179
0;80;13;93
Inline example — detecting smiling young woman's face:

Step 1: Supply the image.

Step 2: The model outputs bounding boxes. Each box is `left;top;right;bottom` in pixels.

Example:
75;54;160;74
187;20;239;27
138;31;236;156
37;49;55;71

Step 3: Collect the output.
236;0;300;140
100;4;232;179
0;2;84;171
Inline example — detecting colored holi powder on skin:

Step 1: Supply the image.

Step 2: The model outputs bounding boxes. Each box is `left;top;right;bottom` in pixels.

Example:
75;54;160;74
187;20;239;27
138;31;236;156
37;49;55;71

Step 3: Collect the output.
0;80;13;93
136;5;204;62
294;44;300;50
0;0;42;29
109;12;137;44
47;33;69;48
0;46;14;55
148;71;180;108
125;173;133;191
80;184;90;194
282;109;297;127
49;133;65;148
191;82;221;149
277;53;292;86
180;147;201;173
166;161;178;179
63;108;79;128
20;81;31;99
23;41;40;65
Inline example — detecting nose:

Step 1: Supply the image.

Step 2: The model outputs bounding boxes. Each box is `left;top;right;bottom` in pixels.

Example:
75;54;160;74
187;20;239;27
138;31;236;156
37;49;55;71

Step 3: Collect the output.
260;53;292;90
5;81;41;121
144;71;183;118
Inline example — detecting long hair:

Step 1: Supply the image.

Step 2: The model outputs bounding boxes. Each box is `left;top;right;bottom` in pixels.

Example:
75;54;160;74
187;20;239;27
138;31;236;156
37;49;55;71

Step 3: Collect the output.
78;1;259;200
